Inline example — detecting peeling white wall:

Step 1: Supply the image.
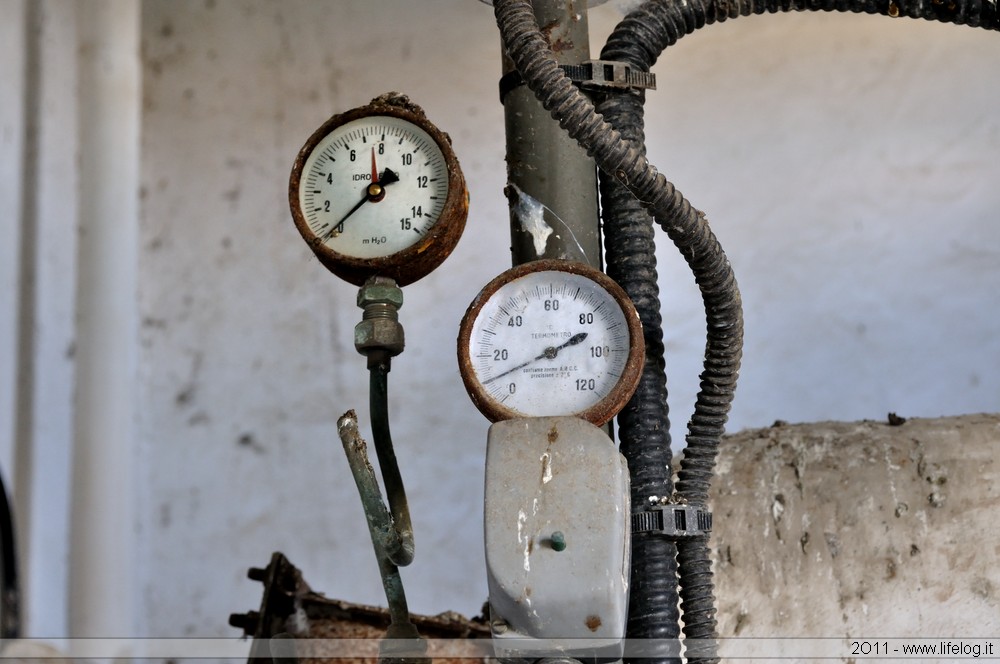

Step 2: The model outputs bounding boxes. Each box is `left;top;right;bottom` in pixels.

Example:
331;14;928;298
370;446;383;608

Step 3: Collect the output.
0;0;997;647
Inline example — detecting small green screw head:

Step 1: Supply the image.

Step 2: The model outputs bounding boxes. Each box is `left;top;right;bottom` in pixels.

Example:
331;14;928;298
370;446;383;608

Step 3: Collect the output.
550;531;566;552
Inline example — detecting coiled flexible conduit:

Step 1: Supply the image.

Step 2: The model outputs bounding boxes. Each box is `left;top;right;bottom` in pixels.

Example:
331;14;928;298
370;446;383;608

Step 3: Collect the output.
596;59;683;664
492;1;744;661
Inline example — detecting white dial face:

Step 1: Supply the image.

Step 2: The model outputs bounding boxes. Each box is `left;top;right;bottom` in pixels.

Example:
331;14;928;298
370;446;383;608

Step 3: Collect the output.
467;269;634;419
298;115;448;259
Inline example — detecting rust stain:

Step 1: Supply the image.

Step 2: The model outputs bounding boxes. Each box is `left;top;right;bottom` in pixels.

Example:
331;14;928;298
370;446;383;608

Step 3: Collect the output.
538;19;574;53
585;615;602;632
547;425;558;444
885;558;897;581
551;37;574;54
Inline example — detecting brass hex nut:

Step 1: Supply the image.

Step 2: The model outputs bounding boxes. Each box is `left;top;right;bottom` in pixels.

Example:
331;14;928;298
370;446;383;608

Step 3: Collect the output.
354;318;405;356
357;277;404;310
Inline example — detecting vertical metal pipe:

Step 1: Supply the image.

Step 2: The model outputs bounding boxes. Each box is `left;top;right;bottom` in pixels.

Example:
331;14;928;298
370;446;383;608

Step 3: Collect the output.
15;0;79;637
70;0;140;644
501;0;602;269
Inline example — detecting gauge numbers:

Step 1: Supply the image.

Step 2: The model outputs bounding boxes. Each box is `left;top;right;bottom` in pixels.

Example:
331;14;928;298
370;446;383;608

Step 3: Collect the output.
289;95;468;286
298;116;447;259
458;261;644;426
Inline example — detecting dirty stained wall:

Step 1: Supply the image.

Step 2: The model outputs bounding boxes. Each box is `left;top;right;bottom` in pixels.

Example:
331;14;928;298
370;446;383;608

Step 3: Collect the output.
0;0;998;648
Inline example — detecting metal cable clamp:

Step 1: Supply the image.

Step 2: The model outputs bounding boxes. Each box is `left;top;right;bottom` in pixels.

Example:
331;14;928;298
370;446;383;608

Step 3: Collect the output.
631;504;712;539
499;59;656;103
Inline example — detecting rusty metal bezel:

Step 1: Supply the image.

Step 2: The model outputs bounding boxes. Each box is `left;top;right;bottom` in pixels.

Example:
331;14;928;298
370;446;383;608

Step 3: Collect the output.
457;259;645;427
288;95;468;287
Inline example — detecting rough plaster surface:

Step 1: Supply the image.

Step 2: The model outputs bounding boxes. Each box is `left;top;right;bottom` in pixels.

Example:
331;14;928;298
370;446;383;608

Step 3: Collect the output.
712;414;1000;640
128;0;1000;642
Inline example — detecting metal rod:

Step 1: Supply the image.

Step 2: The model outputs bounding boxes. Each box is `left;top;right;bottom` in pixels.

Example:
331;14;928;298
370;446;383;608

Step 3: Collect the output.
501;0;602;269
369;360;415;567
501;0;611;442
336;409;427;664
336;410;413;626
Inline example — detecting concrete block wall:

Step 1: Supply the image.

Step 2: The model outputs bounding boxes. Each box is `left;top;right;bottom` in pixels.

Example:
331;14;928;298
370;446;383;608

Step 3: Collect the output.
712;414;1000;643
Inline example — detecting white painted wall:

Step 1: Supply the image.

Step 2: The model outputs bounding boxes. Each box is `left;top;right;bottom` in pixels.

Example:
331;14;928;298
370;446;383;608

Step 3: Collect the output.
0;0;997;647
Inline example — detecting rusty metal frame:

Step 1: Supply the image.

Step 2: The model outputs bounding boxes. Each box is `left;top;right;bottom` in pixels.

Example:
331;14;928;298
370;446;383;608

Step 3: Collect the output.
230;552;490;664
457;259;645;427
288;93;468;287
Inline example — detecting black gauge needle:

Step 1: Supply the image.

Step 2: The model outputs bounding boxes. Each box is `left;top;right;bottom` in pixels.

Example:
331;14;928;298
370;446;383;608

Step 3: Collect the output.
379;168;400;187
483;332;588;385
324;168;401;239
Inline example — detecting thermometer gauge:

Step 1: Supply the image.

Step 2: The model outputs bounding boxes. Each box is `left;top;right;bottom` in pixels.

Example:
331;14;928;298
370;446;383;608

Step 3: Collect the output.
289;93;468;286
458;260;644;426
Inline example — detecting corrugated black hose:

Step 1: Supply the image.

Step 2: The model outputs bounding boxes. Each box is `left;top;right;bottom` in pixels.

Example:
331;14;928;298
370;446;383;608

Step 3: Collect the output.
595;91;683;664
598;0;997;660
492;2;744;662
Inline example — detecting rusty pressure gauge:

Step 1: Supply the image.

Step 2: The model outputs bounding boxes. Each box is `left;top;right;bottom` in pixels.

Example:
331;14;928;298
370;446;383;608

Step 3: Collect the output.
458;260;645;426
289;93;468;286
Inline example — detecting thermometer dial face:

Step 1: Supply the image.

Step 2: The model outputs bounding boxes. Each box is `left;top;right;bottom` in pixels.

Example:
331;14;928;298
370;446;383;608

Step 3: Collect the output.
458;260;644;426
289;96;467;286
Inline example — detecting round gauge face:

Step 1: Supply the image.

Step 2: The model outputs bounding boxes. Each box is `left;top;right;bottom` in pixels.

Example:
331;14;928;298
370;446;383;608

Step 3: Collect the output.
458;260;644;426
289;100;467;286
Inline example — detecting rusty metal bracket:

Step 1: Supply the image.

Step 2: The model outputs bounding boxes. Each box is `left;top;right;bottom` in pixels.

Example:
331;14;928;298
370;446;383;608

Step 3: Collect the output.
229;552;490;664
499;59;656;103
631;505;712;539
563;60;657;92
